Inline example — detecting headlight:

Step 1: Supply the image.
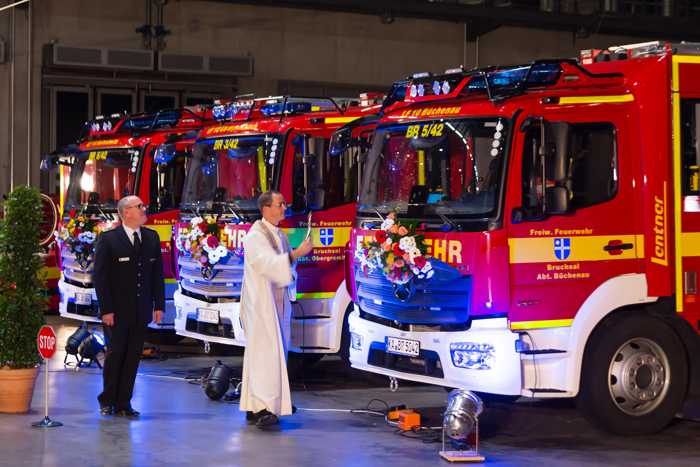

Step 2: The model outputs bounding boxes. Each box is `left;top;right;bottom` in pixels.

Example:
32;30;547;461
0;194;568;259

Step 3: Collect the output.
450;342;494;370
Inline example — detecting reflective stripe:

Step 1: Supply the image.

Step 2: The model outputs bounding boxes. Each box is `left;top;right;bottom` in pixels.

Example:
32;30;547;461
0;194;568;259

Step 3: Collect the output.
558;94;634;105
508;234;642;264
324;117;360;124
150;224;174;241
296;292;336;299
510;318;573;330
41;266;61;281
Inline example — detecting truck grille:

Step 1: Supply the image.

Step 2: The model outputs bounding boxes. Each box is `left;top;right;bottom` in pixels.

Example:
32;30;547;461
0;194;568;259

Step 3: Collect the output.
61;248;94;285
178;256;243;298
355;260;470;325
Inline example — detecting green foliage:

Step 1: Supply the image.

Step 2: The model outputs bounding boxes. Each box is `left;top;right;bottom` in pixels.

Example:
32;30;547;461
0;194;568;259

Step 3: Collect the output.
0;186;46;369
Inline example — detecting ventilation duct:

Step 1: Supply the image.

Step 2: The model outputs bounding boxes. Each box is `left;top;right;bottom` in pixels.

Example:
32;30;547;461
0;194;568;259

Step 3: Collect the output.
158;53;253;76
50;44;154;70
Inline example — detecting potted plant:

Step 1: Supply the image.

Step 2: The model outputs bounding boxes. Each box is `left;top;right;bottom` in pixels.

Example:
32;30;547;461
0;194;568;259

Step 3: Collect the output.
0;186;46;413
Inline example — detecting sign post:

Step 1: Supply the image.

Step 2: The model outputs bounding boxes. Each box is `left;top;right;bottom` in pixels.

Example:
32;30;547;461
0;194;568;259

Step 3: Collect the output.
32;325;62;428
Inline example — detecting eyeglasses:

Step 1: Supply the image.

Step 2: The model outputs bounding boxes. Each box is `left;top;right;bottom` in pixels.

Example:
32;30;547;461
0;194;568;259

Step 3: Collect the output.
126;203;145;210
272;201;287;208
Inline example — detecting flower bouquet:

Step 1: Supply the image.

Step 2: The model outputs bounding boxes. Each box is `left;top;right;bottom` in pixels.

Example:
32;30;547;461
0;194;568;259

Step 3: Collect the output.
55;209;103;269
355;212;433;285
175;216;230;279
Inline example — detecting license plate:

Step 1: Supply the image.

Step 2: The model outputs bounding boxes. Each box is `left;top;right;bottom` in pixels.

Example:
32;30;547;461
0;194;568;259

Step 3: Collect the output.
198;308;219;324
75;293;92;306
386;336;420;357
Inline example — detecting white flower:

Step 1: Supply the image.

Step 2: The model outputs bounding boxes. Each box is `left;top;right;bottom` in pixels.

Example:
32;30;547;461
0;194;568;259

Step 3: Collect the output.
420;262;433;274
408;248;421;262
190;216;203;226
380;217;395;231
384;237;393;246
79;231;96;244
399;236;416;252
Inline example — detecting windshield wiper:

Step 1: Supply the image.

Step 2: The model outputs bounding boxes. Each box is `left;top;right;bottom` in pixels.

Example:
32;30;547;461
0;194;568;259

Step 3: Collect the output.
224;201;245;223
436;212;460;232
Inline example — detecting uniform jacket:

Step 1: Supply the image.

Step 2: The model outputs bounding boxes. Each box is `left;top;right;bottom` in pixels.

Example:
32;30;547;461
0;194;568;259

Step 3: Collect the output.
93;225;165;325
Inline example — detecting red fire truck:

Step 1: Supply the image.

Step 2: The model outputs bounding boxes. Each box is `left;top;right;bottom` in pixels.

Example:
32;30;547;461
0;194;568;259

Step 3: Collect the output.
46;108;211;334
348;41;700;434
173;95;383;359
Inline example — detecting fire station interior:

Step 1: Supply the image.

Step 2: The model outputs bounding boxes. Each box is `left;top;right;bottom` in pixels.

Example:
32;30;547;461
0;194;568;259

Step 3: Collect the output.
2;1;700;466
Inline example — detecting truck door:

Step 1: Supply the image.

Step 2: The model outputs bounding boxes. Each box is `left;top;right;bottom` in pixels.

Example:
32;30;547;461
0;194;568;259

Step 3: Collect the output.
507;111;643;328
678;96;700;329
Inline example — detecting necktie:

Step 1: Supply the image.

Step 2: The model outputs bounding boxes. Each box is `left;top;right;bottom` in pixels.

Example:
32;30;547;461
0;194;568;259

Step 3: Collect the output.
133;231;141;253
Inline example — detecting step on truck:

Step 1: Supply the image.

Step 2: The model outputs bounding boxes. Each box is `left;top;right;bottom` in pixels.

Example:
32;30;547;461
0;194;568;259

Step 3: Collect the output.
348;41;700;434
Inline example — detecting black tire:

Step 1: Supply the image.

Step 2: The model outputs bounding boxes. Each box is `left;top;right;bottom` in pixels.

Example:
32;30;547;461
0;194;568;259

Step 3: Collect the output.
338;305;353;366
287;353;324;378
203;342;239;357
145;331;185;346
577;312;688;435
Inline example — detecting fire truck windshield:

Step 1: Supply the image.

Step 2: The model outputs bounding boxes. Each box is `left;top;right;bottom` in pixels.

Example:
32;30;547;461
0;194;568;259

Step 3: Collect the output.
65;149;137;211
359;118;508;221
181;134;272;212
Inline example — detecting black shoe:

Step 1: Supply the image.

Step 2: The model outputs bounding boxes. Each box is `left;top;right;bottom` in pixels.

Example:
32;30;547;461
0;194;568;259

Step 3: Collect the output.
245;411;259;424
99;404;113;416
256;412;280;428
292;405;297;414
115;406;140;417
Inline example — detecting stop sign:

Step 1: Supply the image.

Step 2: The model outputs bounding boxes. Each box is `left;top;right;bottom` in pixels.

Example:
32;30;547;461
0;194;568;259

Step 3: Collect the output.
37;326;57;359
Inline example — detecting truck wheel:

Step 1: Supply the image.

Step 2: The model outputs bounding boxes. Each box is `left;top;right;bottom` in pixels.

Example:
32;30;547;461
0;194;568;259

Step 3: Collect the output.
287;353;324;378
203;342;239;357
577;313;687;435
339;305;352;366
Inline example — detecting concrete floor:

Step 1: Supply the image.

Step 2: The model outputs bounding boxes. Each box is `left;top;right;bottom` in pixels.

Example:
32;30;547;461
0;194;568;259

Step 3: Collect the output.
1;317;700;467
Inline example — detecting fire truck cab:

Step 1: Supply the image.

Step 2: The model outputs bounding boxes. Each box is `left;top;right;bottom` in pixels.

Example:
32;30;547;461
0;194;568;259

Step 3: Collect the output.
47;107;211;332
348;41;700;434
173;95;382;358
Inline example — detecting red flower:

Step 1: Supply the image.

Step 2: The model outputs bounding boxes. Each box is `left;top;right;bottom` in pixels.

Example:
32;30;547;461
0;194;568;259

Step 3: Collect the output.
69;209;76;218
374;230;388;243
414;255;427;269
392;243;404;256
206;235;219;248
198;222;208;233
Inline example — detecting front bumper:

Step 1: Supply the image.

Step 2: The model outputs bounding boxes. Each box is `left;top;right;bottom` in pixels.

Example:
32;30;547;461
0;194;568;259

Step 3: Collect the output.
58;278;100;323
173;289;247;347
348;307;522;395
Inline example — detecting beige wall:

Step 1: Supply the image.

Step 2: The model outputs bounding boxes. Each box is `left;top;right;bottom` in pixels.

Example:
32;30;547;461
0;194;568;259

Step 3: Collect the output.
0;0;655;196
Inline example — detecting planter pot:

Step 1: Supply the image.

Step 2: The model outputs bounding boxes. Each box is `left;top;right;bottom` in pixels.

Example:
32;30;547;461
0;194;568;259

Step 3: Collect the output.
0;366;39;413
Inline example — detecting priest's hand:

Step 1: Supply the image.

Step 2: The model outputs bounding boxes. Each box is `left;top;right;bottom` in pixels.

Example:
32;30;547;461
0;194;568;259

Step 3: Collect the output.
292;237;313;260
102;313;115;327
153;309;163;324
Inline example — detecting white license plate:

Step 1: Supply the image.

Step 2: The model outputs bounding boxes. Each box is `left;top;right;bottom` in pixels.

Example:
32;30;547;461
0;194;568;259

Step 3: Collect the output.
75;293;92;306
198;308;219;324
386;337;420;357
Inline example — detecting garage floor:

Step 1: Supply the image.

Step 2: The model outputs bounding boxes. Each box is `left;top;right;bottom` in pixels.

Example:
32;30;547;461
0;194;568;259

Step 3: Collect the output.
1;318;699;467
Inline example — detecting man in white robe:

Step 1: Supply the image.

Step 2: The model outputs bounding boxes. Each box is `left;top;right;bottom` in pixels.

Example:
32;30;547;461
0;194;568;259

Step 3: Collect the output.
239;190;313;428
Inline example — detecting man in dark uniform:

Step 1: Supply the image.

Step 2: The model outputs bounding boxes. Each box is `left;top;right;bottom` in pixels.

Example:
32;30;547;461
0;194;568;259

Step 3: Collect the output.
93;195;164;417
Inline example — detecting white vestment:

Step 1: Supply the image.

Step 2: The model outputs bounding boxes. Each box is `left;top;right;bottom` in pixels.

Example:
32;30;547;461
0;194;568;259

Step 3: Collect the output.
239;219;294;416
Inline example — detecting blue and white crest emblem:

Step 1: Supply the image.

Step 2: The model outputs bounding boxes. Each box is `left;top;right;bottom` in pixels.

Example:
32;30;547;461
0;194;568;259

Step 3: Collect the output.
554;238;571;260
319;228;334;246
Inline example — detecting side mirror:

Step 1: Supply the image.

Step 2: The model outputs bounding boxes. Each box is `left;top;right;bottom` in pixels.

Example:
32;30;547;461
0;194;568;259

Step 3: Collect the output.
546;186;570;215
40;154;59;171
308;187;325;211
547;122;570;183
511;207;525;224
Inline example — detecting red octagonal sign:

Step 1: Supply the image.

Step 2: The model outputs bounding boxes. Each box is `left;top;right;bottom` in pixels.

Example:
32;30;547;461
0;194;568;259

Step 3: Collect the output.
37;326;57;360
